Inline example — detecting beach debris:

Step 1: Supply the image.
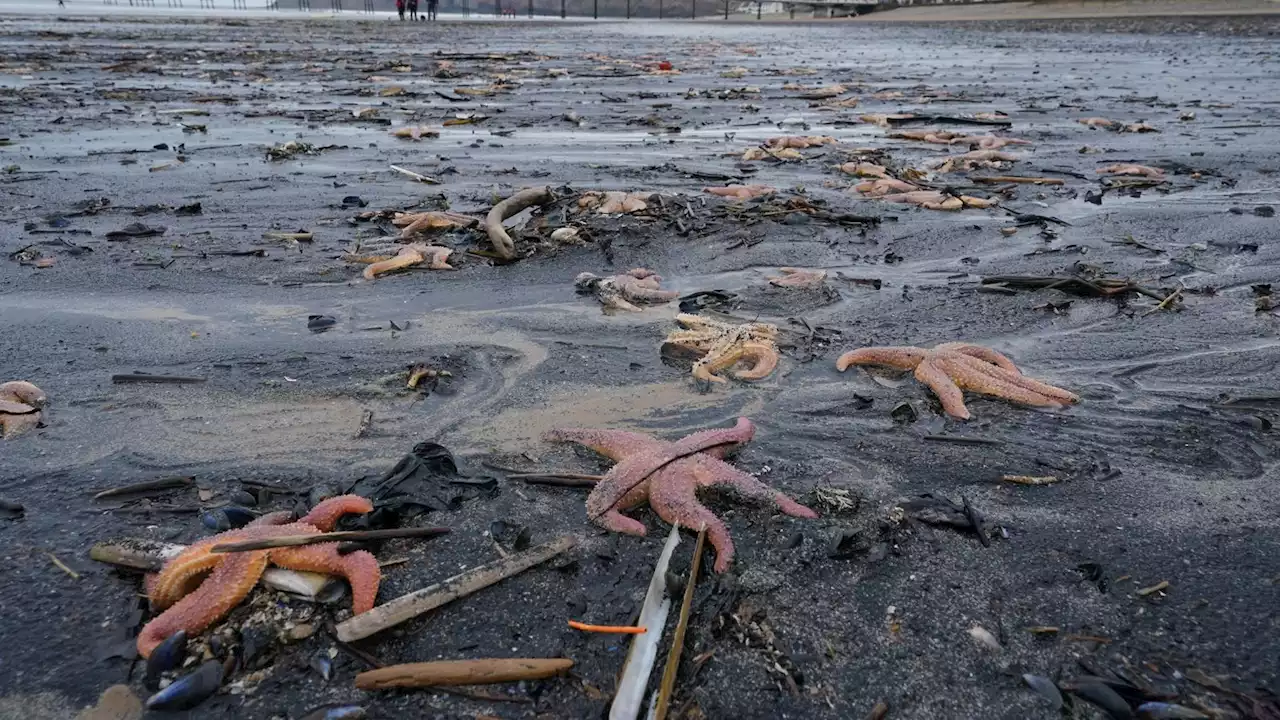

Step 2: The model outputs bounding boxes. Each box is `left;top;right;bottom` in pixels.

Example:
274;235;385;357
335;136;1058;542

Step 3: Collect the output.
356;658;573;690
934;150;1022;173
768;267;828;289
577;190;650;214
979;274;1173;303
335;535;576;642
721;66;748;78
968;625;1002;652
610;523;681;720
308;315;337;333
390;126;440;140
0;498;24;520
0;380;46;439
486;186;552;260
890;130;1031;148
839;162;888;178
266;140;315;160
837;343;1078;420
110;373;206;384
878;190;997;211
136;495;380;658
543;417;817;572
79;684;143;720
901;494;992;541
765;135;837;149
704;184;776;201
1068;680;1134;719
389;165;440;184
1097;164;1166;179
1136;703;1209;719
797;84;846;99
394;210;477;238
550;227;581;243
1078;117;1159;133
854;178;920;196
574;268;679;312
210;526;449;554
973;175;1064;186
354;243;454;280
568;621;647;634
1001;474;1060;485
1136;580;1170;597
1022;674;1065;710
742;146;802;161
407;365;450;391
652;526;706;720
105;222;165;240
145;660;222;712
299;706;367;720
663;313;780;384
344;441;495;523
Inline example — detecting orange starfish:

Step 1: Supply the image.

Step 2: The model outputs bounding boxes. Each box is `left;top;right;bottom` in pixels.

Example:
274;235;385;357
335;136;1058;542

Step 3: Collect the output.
137;495;379;659
704;184;776;201
836;342;1078;420
545;418;817;572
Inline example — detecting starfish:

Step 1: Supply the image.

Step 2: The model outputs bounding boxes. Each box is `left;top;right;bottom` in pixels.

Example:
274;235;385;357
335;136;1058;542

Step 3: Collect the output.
839;162;888;178
389;126;441;140
664;313;779;384
347;242;455;280
544;417;818;572
765;135;837;149
742;146;802;161
578;191;650;215
703;184;776;201
767;267;828;289
394;210;476;239
835;342;1079;420
934;150;1022;174
879;190;997;211
854;178;920;197
137;495;380;659
1097;163;1166;179
0;381;46;439
574;268;679;312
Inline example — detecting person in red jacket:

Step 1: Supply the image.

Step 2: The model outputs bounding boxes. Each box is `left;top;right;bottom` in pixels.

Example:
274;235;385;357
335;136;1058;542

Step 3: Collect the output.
395;0;405;19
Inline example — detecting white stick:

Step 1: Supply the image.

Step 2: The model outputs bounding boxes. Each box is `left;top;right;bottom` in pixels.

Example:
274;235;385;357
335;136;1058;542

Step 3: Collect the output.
390;164;440;184
610;524;680;720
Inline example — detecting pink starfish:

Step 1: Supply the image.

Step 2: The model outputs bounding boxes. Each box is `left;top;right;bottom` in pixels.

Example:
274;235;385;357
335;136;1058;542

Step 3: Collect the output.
545;418;817;572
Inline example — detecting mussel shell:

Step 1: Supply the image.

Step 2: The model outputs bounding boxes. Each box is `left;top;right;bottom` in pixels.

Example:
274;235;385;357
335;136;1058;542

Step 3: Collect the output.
299;705;366;720
145;659;222;711
201;506;256;531
1022;674;1064;710
1073;681;1135;719
308;484;340;508
1136;703;1210;720
229;490;257;506
144;630;187;691
310;652;333;681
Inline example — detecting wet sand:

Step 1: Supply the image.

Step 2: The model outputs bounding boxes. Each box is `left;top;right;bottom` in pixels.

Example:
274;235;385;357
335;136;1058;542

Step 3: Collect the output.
2;10;1279;720
858;0;1280;22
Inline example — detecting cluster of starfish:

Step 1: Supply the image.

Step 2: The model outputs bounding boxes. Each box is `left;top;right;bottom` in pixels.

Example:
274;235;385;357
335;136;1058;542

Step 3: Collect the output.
138;495;380;659
1078;117;1159;133
577;191;650;215
704;184;776;201
836;342;1078;420
0;381;45;439
889;129;1031;150
348;242;455;280
545;417;818;572
574;268;679;312
664;314;780;384
848;167;998;211
1097;163;1166;179
764;135;837;149
933;149;1022;174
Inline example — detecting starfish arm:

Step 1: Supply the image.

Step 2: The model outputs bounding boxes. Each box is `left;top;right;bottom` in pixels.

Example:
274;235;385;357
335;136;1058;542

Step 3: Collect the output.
936;343;1021;373
423;246;454;270
958;361;1078;407
138;550;269;659
835;346;926;372
363;247;425;280
647;465;736;573
269;546;381;614
728;341;779;381
980;363;1079;403
147;513;297;610
0;381;46;407
914;357;971;419
0;400;35;414
621;285;680;303
543;428;664;461
696;460;819;519
1;412;41;438
299;495;373;531
590;505;649;536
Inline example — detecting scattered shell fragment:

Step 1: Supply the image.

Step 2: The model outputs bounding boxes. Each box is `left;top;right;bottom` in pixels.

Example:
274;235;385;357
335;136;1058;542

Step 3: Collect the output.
1000;474;1059;485
968;625;1002;651
390;126;440;141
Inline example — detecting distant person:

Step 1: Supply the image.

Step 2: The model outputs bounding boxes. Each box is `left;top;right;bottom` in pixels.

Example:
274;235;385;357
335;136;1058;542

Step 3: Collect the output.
407;0;417;19
395;0;404;18
57;0;65;7
426;0;436;19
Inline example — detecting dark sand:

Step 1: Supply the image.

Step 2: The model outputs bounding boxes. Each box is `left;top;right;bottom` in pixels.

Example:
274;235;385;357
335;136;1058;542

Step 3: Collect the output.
1;9;1278;720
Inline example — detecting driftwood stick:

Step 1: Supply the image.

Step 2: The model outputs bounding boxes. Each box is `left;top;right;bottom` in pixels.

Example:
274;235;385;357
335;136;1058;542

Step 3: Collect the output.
211;527;450;553
92;476;194;500
485;186;552;260
514;472;602;487
355;658;573;690
335;535;577;642
111;374;207;384
653;526;707;720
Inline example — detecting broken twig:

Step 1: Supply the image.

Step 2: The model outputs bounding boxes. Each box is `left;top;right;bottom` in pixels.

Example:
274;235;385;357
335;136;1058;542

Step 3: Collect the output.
92;476;194;500
211;527;450;553
355;658;573;690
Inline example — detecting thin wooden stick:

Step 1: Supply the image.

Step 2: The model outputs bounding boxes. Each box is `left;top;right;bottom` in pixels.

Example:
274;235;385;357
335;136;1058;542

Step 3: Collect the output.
48;552;81;580
390;164;440;184
111;374;207;384
335;535;577;642
211;527;450;553
653;525;706;720
92;476;194;500
516;473;602;487
356;658;573;690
